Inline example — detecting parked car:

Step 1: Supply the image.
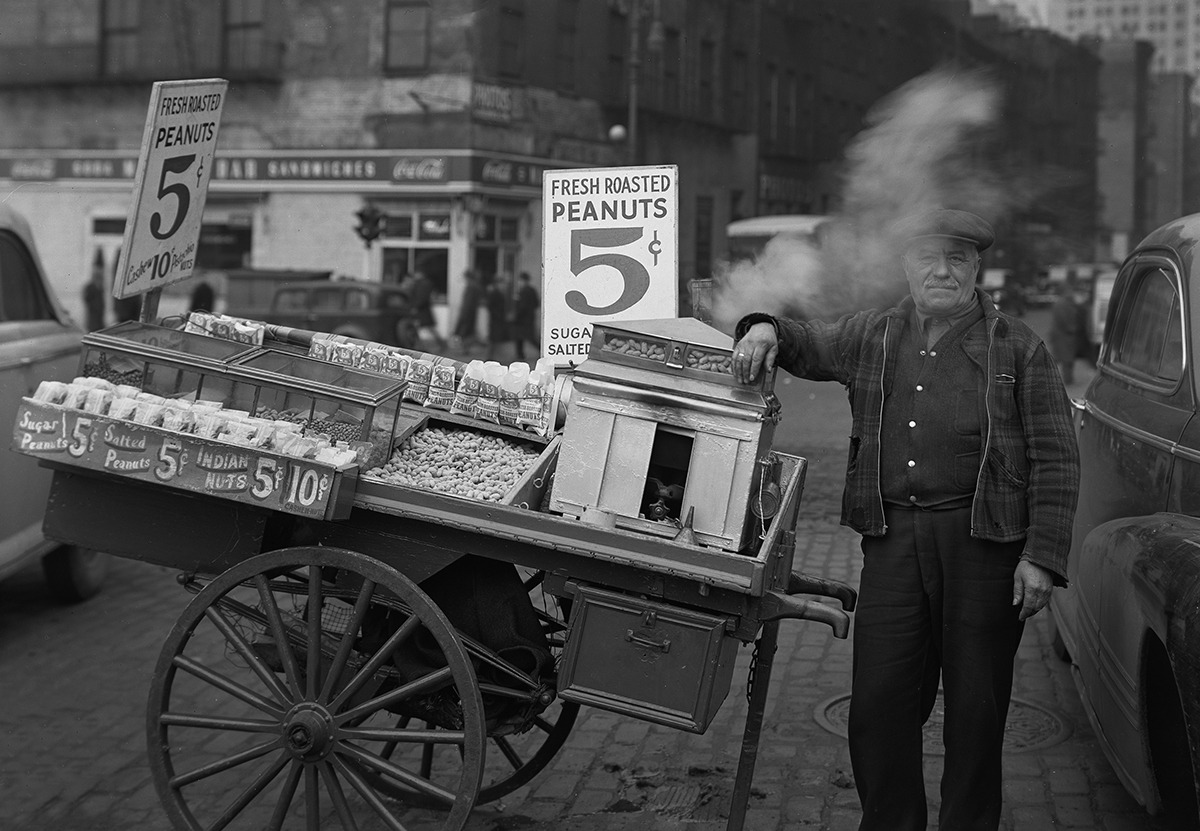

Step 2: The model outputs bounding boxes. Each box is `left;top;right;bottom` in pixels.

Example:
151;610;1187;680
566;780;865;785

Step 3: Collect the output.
1048;213;1200;826
225;278;420;348
0;204;108;601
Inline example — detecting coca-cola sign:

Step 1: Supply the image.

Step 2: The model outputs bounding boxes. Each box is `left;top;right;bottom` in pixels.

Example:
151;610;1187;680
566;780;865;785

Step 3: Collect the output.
392;157;447;182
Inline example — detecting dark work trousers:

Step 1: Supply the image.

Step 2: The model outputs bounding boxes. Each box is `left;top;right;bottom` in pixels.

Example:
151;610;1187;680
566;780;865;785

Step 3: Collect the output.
849;506;1026;831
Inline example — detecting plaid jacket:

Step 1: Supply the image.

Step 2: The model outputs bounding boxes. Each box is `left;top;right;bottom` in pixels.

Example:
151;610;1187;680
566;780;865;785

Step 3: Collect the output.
737;289;1080;586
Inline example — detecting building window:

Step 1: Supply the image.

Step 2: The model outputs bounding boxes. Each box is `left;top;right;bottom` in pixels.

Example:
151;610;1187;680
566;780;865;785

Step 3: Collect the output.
785;70;797;150
765;64;779;145
101;0;139;77
730;50;748;126
662;28;681;113
499;4;526;80
385;1;430;73
607;10;626;102
694;195;714;279
557;0;578;92
698;39;715;119
224;0;265;72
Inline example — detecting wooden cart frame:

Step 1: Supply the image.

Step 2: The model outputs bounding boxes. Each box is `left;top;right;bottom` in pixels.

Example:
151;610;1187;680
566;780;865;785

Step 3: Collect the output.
23;400;854;831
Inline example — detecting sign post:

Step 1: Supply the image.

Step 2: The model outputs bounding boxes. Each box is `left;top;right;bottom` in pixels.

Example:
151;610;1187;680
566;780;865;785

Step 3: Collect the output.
541;164;678;366
113;78;228;322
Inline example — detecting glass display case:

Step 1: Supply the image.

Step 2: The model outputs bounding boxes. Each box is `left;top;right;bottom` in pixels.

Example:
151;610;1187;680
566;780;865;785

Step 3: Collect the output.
230;349;404;466
81;321;259;399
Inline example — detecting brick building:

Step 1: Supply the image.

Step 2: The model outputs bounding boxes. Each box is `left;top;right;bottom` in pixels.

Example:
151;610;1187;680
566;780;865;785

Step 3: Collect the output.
0;0;1101;329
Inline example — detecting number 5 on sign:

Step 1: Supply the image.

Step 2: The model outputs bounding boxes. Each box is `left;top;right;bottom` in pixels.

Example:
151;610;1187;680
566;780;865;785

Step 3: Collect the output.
113;78;227;301
542;165;678;366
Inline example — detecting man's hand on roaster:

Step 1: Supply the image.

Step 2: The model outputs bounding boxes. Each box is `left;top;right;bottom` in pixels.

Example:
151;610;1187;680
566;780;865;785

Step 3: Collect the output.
732;322;779;384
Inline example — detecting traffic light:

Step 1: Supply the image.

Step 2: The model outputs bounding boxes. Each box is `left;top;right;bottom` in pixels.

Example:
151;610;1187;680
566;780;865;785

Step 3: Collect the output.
354;204;385;247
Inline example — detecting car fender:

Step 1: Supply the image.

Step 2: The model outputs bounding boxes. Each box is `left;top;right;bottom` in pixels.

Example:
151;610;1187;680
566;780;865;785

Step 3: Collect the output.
1075;513;1200;812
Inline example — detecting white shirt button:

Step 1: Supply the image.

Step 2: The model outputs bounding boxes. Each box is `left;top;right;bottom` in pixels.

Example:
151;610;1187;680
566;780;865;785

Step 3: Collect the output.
907;460;916;467
920;350;926;356
930;351;937;357
909;495;918;503
916;385;924;391
908;420;916;428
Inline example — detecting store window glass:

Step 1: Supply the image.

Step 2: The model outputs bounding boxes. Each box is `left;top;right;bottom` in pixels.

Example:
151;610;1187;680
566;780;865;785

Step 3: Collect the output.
418;214;451;241
101;0;140;77
385;1;430;72
1112;267;1184;383
224;0;265;72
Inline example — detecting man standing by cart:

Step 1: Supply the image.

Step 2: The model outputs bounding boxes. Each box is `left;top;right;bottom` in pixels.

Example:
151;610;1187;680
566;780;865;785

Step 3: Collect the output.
730;208;1079;831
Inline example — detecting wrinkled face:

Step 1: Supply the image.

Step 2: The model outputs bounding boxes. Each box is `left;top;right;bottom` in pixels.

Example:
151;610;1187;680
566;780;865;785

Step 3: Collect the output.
902;238;981;316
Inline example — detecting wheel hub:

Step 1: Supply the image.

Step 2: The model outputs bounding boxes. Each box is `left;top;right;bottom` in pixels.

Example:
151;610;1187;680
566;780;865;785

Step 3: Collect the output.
283;703;335;761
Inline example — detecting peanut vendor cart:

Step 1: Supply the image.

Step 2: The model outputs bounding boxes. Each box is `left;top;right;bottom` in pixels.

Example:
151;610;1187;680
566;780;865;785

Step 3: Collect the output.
12;314;856;831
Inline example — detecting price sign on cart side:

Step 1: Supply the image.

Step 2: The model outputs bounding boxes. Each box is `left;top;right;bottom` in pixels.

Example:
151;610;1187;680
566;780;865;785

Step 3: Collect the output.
541;165;678;366
113;78;228;300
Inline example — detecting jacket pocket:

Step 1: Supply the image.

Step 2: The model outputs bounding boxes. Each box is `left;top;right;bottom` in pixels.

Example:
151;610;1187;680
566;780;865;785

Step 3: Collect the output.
955;451;981;490
954;389;982;435
846;435;861;475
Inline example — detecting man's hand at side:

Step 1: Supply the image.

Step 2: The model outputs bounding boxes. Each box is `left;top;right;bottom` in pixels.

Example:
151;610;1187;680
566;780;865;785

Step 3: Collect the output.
1012;559;1053;621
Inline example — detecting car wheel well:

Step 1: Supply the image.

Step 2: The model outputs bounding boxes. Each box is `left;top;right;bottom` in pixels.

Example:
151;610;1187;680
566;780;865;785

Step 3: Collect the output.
1143;634;1200;826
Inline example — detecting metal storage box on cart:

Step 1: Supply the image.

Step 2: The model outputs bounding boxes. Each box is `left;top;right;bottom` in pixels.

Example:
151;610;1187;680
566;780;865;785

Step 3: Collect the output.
550;317;782;552
558;583;738;732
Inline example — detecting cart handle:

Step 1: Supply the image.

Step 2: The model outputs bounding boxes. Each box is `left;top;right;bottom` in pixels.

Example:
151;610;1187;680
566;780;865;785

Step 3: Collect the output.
786;571;858;612
758;591;851;639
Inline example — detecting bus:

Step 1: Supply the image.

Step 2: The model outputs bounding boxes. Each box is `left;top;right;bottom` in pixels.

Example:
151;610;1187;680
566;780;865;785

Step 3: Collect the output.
725;214;830;263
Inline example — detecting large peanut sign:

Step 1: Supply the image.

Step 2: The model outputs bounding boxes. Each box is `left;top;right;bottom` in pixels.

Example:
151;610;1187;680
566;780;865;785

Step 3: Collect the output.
113;78;228;300
541;165;678;366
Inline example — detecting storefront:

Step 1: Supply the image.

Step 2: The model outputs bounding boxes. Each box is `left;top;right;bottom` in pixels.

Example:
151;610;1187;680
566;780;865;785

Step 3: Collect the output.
0;149;567;336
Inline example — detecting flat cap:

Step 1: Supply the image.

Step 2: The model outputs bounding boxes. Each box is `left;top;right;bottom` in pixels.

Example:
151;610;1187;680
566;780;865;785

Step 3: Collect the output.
899;208;994;252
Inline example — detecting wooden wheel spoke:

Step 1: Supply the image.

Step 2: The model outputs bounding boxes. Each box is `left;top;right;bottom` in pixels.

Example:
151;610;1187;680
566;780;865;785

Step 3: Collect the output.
160;712;281;733
265;760;303;831
172;655;286;717
305;765;320;831
257;575;305;697
338;741;457;806
493;735;524;770
203;749;290;831
169;737;285;789
203;603;294;706
332;755;412;831
338;725;466;746
337;665;454;724
320;578;377;704
477;682;536;701
319;761;360;831
331;615;421;711
306;568;324;700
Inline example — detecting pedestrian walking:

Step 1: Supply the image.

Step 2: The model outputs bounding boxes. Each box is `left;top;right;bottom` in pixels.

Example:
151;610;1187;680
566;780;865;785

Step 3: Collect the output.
454;270;483;348
485;275;511;361
82;265;105;332
1049;281;1086;385
511;271;540;361
189;280;215;314
731;208;1081;831
407;270;442;350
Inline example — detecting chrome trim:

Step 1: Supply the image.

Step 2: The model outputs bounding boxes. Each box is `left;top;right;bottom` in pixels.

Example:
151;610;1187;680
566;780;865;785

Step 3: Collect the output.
1083;399;1179;456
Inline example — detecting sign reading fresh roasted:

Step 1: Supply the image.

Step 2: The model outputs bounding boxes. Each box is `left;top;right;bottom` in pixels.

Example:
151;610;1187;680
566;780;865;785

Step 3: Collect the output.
113;78;228;299
541;164;679;365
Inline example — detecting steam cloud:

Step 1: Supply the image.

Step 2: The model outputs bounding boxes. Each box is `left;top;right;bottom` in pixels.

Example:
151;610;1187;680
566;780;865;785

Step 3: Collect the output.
712;67;1026;332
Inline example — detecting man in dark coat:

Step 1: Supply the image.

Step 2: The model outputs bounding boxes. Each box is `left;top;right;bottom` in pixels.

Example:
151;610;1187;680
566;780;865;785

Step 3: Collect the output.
511;271;540;361
732;209;1080;831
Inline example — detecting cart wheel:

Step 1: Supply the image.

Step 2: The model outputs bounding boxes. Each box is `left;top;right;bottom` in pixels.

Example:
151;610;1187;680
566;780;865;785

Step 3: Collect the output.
364;568;579;805
147;547;485;831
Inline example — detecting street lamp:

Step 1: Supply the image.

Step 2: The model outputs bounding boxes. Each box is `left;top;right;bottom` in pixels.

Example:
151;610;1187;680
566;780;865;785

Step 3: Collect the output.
622;0;664;165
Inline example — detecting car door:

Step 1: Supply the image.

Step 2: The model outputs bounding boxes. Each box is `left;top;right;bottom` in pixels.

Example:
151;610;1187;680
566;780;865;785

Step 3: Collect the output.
268;286;314;331
0;225;82;575
1071;254;1192;755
